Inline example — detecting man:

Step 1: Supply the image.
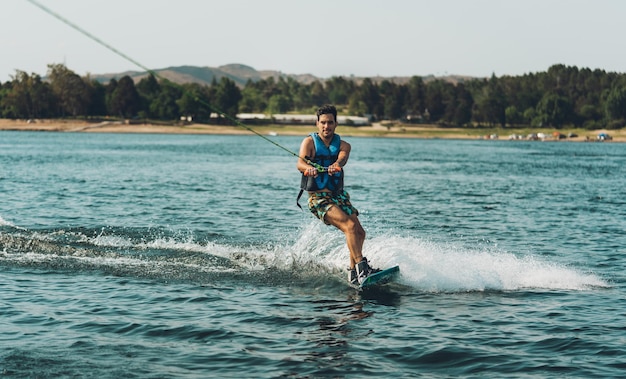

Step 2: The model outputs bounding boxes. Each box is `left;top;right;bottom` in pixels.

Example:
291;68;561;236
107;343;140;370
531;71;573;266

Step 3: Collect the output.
297;104;379;285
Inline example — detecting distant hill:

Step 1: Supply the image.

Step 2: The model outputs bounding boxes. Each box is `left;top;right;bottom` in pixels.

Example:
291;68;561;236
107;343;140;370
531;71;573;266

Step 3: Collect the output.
91;63;476;87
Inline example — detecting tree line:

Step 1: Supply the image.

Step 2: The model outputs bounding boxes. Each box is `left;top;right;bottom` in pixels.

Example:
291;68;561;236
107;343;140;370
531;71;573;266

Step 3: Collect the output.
1;63;625;129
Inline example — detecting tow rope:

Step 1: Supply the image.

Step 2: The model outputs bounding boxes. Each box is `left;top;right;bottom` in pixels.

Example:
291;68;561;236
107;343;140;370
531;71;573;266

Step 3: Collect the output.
26;0;325;172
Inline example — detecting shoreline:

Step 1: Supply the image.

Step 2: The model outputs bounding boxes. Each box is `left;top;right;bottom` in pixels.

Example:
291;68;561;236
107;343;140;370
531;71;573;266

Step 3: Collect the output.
1;119;624;142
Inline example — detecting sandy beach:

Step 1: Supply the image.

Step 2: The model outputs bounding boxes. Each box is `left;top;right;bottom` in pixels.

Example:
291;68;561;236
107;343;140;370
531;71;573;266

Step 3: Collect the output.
1;118;624;142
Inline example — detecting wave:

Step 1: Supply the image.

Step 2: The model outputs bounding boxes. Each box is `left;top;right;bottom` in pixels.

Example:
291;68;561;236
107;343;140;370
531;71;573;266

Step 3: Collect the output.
367;234;609;292
0;215;25;230
0;221;609;292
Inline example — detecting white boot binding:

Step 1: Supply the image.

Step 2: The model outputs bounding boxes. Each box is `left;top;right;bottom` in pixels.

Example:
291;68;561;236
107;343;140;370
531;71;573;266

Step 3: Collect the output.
355;257;380;284
347;268;358;285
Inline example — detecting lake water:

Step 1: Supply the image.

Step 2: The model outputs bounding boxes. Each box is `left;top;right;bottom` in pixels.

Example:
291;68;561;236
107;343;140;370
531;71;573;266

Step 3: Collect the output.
1;131;624;378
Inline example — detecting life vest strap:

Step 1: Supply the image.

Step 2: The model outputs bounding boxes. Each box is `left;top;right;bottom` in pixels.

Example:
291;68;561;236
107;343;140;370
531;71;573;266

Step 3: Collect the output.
296;189;305;210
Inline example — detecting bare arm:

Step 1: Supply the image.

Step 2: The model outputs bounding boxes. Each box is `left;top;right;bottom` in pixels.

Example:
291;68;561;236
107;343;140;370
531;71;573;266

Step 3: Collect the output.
327;140;351;174
296;136;315;174
335;140;351;168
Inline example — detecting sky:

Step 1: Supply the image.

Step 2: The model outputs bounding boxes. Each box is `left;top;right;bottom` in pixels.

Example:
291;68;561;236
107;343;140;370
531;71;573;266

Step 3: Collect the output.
1;0;625;82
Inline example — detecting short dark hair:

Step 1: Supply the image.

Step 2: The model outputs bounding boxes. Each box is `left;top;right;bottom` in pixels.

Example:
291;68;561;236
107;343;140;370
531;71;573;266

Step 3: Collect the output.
316;104;337;121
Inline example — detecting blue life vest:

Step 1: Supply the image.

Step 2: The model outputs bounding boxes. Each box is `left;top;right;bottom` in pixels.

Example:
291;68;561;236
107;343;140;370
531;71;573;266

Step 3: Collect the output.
297;133;344;209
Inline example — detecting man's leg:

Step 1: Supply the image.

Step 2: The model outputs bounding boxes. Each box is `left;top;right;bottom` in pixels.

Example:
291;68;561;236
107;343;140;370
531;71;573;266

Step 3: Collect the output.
323;205;366;269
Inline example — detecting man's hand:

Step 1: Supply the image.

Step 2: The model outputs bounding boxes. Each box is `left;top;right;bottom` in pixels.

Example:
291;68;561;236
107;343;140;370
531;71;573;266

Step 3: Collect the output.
304;167;319;177
327;164;342;175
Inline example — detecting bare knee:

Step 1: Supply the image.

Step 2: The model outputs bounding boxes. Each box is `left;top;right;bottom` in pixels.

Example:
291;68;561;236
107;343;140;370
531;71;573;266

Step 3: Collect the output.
356;223;366;240
347;218;365;240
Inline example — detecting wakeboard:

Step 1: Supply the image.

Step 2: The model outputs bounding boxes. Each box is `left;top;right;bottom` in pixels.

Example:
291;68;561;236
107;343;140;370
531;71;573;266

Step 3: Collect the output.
359;265;400;289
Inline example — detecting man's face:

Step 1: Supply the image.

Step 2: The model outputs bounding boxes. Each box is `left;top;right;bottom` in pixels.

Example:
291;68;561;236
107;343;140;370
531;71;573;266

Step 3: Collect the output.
316;113;337;139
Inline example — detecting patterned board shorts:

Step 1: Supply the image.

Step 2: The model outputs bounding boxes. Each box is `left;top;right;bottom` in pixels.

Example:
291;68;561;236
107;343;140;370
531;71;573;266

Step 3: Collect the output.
308;190;359;225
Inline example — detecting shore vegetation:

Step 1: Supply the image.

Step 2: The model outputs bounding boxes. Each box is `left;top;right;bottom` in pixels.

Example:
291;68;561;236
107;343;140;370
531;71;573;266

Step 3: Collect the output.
1;63;625;137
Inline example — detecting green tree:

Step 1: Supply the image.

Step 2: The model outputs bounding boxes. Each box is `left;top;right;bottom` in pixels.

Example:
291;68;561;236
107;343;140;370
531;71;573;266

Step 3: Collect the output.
136;74;161;118
292;84;313;111
0;82;10;117
450;83;473;126
523;107;537;126
309;80;327;106
356;78;381;118
605;86;626;121
424;79;454;122
326;76;355;105
108;76;140;118
85;78;107;117
253;77;280;101
505;106;523;126
213;77;242;121
578;103;602;122
149;80;182;120
177;82;214;122
267;94;291;114
105;78;117;115
1;71;55;118
476;74;507;126
535;92;573;128
240;81;266;113
379;80;405;120
47;63;90;117
347;97;368;116
405;76;426;118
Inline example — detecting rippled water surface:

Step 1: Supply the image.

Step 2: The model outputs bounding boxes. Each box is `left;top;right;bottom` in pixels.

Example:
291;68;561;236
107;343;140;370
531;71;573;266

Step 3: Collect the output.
1;131;624;378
